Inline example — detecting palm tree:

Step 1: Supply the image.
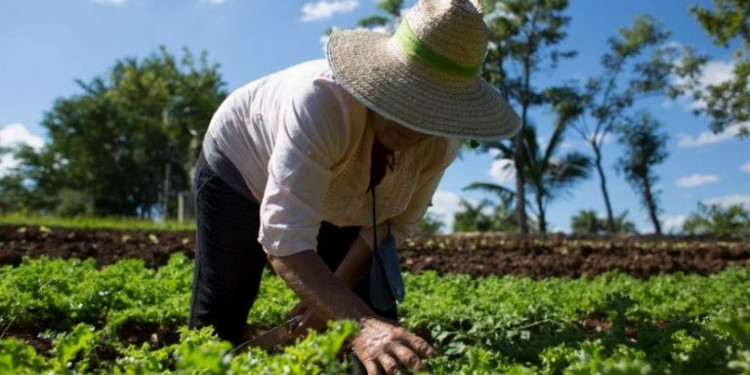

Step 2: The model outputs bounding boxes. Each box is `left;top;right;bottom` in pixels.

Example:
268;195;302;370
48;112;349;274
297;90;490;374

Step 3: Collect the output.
453;198;495;232
571;209;602;234
572;209;637;234
612;211;638;234
469;117;592;233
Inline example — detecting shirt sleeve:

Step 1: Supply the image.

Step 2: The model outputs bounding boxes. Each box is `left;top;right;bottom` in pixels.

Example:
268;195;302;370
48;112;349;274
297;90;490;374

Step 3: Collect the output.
358;138;459;250
259;79;352;257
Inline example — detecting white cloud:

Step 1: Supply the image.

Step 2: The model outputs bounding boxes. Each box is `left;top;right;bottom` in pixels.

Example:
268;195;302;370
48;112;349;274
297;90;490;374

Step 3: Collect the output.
559;140;578;150
202;0;228;4
90;0;127;5
662;215;687;233
301;0;358;22
587;132;613;145
673;59;736;111
676;122;746;147
740;161;750;173
488;158;515;184
0;124;45;175
705;194;750;208
675;173;720;188
1;124;44;150
426;191;463;233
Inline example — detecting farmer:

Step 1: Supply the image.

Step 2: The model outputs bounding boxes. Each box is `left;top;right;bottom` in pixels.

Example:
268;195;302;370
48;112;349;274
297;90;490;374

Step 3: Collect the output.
188;0;520;373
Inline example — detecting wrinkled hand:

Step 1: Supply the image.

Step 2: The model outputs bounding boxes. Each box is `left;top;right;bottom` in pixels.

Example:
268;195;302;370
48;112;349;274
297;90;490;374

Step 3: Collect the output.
352;317;437;375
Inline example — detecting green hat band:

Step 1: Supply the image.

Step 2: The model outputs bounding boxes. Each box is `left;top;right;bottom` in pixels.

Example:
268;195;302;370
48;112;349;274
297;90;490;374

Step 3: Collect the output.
394;19;483;78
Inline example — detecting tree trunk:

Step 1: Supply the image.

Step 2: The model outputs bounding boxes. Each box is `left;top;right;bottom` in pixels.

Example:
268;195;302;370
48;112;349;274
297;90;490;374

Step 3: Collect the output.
592;145;616;233
162;163;171;221
514;130;528;234
642;177;662;234
536;194;546;233
178;192;185;223
515;40;533;235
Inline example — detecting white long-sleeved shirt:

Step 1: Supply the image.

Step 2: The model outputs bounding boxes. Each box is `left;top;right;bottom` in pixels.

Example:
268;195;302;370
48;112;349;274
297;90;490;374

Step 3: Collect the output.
203;59;459;256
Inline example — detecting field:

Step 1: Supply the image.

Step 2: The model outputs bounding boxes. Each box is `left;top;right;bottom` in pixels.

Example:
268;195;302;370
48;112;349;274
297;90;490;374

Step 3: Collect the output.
1;223;750;374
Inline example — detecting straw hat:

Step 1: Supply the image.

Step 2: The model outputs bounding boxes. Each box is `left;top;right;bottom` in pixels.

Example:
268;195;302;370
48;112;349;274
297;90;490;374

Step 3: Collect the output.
326;0;521;140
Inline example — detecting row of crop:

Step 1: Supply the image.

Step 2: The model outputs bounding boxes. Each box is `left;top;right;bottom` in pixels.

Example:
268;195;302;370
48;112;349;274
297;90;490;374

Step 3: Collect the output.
1;254;749;374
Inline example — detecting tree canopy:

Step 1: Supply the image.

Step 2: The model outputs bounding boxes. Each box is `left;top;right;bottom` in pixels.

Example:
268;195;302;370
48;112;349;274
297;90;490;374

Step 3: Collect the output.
0;47;226;217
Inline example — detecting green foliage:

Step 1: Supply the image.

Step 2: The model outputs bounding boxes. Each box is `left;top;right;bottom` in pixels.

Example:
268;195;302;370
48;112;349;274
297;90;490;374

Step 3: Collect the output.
54;189;95;217
0;213;196;231
452;198;518;233
1;323;357;375
691;0;749;49
0;174;35;214
0;338;48;374
453;198;494;232
683;202;750;236
417;213;445;235
376;0;404;19
2;254;750;373
2;46;226;217
356;0;403;32
571;210;637;235
615;112;669;234
678;0;750;136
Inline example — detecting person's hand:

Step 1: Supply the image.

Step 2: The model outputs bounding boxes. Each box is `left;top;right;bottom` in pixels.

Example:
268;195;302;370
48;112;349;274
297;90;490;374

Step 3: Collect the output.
352;317;438;375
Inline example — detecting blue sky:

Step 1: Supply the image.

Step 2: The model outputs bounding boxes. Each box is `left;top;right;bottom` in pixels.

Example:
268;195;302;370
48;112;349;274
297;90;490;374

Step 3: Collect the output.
1;0;748;233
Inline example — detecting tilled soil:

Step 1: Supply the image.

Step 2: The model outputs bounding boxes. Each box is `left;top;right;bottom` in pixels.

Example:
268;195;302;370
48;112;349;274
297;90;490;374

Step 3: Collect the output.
0;225;194;269
399;234;750;278
2;225;749;278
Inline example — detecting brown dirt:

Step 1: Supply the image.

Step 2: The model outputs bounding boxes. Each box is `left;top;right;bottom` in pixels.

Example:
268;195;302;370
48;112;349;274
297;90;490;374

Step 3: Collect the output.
0;225;194;269
399;233;750;278
1;225;749;279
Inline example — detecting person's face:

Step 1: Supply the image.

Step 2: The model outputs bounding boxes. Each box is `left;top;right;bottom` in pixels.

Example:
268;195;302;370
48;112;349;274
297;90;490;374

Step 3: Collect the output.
370;110;430;151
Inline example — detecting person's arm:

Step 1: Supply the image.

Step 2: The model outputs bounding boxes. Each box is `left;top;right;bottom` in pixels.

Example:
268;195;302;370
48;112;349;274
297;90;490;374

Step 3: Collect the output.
269;250;435;374
334;235;373;287
269;249;372;322
285;236;372;322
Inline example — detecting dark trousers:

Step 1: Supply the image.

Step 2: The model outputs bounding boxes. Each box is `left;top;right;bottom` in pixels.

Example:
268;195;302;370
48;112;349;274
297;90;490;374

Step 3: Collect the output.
188;152;396;348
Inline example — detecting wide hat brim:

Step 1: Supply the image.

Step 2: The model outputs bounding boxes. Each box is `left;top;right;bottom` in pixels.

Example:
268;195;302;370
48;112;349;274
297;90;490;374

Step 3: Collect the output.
326;30;521;140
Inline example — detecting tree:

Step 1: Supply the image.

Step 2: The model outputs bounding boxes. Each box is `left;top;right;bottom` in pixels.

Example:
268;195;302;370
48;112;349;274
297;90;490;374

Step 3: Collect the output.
567;15;673;233
10;47;226;217
417;213;445;235
524;124;591;233
469;118;592;233
571;209;602;235
615;112;669;234
488;195;520;233
481;0;575;234
571;209;637;235
453;198;495;233
683;202;750;236
460;183;519;232
683;0;749;136
358;0;404;30
612;211;638;234
0;173;32;214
